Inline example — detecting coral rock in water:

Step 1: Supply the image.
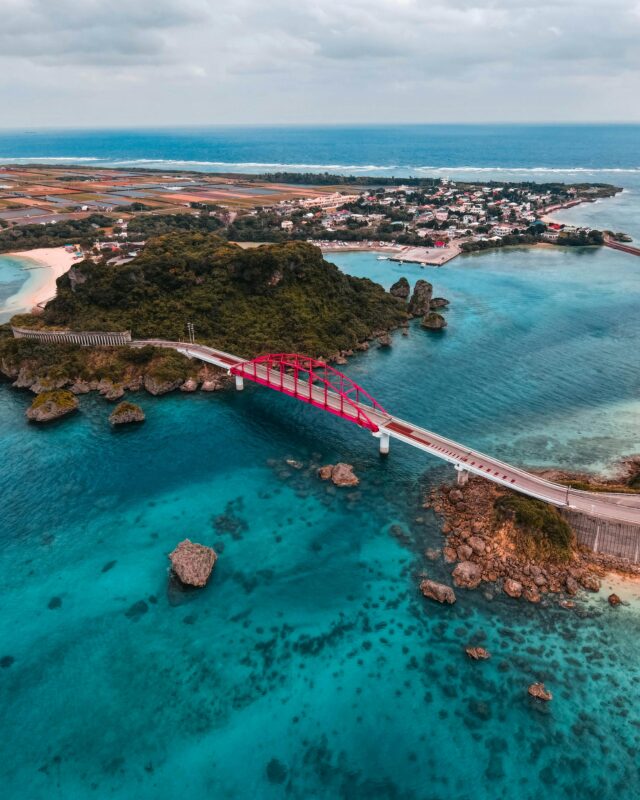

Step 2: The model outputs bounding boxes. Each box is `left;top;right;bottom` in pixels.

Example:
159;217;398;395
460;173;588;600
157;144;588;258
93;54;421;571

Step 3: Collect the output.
528;682;552;701
420;579;456;604
169;539;217;588
465;646;491;660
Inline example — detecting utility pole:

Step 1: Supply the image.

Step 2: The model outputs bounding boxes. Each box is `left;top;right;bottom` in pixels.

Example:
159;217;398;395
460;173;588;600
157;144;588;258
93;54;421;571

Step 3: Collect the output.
186;321;195;344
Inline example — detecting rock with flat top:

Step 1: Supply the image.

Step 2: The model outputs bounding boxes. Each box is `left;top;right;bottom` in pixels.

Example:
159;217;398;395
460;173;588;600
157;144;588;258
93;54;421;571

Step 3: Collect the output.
169;539;217;588
528;682;552;701
420;579;456;604
26;390;78;423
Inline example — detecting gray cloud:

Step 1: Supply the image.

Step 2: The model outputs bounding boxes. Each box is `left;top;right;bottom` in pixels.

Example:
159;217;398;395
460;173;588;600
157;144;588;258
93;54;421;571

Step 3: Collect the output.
0;0;209;64
0;0;638;124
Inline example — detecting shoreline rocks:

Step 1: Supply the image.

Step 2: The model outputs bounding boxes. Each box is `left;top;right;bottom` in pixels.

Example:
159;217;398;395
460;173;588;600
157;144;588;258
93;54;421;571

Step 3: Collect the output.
424;477;618;604
109;401;145;426
26;390;79;423
420;579;456;604
452;561;483;589
169;539;217;588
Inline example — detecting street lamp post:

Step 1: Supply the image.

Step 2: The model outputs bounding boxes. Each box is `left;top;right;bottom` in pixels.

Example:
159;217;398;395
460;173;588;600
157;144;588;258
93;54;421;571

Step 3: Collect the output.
186;321;195;344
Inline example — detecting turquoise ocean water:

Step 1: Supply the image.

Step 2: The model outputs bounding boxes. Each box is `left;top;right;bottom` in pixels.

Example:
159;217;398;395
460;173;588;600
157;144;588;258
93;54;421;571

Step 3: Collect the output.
1;126;640;798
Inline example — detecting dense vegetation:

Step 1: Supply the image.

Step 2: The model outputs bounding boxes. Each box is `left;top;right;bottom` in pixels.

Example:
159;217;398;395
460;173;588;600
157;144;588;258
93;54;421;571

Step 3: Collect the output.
495;494;575;562
0;335;197;387
30;233;407;357
126;213;224;239
0;215;111;253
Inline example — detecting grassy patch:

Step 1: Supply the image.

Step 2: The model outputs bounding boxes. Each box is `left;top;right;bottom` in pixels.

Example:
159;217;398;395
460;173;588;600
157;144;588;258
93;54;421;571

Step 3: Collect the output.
495;494;575;563
30;389;77;410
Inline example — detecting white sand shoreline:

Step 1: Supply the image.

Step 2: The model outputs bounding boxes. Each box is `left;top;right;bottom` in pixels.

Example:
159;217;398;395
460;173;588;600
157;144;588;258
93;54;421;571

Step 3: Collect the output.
0;247;77;321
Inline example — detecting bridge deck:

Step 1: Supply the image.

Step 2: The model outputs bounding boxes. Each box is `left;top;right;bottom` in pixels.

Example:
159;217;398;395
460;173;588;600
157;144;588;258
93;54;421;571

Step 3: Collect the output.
133;339;640;526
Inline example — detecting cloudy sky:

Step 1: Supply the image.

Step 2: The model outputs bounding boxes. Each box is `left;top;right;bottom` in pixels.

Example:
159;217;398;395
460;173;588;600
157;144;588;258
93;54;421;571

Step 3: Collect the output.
1;0;639;127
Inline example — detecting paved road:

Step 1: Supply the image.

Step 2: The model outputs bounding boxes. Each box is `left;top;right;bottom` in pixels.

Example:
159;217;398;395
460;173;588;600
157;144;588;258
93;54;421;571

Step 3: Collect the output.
133;339;640;525
604;239;640;257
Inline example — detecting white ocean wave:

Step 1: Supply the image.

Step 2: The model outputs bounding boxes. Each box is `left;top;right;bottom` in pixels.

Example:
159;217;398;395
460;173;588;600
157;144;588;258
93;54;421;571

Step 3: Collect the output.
0;156;100;163
1;155;639;174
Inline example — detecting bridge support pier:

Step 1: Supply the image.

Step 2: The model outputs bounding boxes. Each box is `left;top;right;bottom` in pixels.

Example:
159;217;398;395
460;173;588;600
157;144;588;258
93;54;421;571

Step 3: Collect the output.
234;375;244;391
378;432;390;456
455;466;469;487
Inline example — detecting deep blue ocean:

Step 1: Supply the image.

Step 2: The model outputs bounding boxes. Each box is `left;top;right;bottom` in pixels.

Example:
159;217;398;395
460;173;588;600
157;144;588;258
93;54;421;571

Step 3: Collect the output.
1;126;640;799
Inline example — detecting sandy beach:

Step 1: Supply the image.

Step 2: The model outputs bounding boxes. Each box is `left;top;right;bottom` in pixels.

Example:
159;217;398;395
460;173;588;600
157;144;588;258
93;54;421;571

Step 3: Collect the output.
0;247;77;321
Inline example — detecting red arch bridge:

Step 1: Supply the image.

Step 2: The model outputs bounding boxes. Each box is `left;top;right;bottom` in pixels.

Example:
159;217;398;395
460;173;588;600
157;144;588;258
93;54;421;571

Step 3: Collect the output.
131;339;640;525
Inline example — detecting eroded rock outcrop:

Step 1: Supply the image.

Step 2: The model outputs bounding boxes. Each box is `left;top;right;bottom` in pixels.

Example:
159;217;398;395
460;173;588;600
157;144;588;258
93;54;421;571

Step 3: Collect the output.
528;682;552;701
26;390;79;423
143;375;183;396
421;312;447;331
169;539;217;588
408;279;433;317
109;402;145;426
390;277;411;300
430;297;450;309
420;579;456;604
318;463;360;487
465;646;490;660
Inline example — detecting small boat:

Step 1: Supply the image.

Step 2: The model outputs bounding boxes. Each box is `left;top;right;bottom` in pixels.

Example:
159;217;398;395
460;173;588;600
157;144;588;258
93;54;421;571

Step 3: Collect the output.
376;255;388;261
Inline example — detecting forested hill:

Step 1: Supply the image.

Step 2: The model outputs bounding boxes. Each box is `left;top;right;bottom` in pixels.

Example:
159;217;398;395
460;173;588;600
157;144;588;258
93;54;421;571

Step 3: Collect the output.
38;234;407;357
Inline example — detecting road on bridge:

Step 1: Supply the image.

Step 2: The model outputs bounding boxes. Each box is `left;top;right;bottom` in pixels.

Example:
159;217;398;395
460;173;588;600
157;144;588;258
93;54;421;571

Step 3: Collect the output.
133;339;640;526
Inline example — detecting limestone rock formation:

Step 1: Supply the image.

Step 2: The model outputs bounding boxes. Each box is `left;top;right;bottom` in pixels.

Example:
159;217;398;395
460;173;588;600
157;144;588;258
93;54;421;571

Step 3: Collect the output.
408;279;433;316
452;561;483;589
421;312;447;331
169;539;217;588
26;390;79;423
420;579;456;604
143;375;183;396
465;646;490;660
318;463;360;487
109;402;145;426
503;578;523;598
390;277;411;300
430;297;450;309
378;333;392;347
528;682;553;701
180;378;199;392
